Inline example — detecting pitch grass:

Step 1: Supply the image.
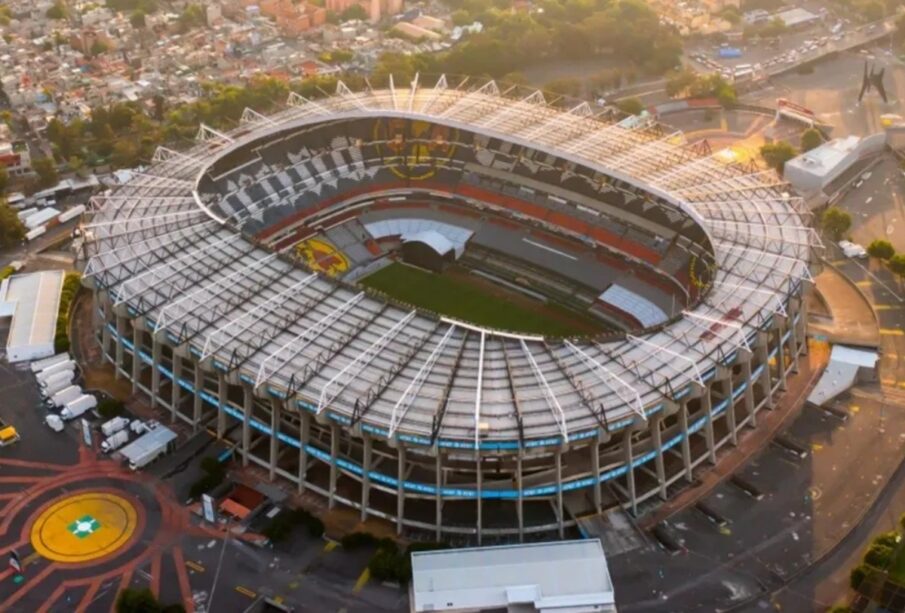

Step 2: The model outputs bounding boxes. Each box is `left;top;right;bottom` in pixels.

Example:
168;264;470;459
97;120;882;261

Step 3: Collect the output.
359;262;606;337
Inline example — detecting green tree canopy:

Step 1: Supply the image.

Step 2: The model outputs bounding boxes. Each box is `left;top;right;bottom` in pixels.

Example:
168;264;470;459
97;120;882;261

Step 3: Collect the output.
760;141;797;174
46;3;66;19
616;97;644;116
821;206;852;242
800;128;823;152
0;200;25;248
867;239;895;260
32;157;59;188
130;10;146;28
340;3;368;21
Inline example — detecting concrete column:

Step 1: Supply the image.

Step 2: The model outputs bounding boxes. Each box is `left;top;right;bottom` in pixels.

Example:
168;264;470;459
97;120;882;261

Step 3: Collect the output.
700;383;716;465
776;321;788;391
328;424;339;510
623;430;637;516
216;373;227;439
298;410;310;493
476;453;483;545
101;299;112;358
131;325;141;393
193;366;203;432
360;435;372;522
796;301;808;357
787;311;801;373
516;452;525;542
435;453;443;541
171;354;182;423
269;398;281;482
555;448;565;539
396;446;406;535
679;399;693;482
757;331;774;408
591;437;602;513
114;315;126;379
651;417;667;500
742;357;756;427
242;383;253;467
720;367;737;446
150;337;161;409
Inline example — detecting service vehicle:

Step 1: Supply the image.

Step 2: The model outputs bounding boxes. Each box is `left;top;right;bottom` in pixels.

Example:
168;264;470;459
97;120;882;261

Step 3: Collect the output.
61;395;98;420
101;430;129;453
101;416;131;438
46;385;83;409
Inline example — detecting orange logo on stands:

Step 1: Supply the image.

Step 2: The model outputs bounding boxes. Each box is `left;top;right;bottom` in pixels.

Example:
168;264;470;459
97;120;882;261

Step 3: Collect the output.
296;238;349;276
374;119;458;180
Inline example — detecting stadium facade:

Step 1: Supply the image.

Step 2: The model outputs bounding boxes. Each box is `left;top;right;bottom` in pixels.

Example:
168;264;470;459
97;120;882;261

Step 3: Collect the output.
79;78;816;542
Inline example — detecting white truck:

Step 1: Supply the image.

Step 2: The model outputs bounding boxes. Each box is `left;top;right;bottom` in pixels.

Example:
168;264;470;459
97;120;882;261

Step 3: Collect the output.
41;371;75;398
46;385;83;409
101;416;130;438
37;360;76;386
45;414;65;432
61;395;98;420
101;430;129;453
130;420;148;434
119;426;177;470
31;353;70;373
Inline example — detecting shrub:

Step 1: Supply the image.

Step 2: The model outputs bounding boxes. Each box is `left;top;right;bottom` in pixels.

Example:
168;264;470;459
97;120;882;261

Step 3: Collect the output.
263;506;325;543
0;266;14;281
864;542;894;568
890;254;905;276
188;456;227;499
868;239;895;260
850;563;868;590
55;272;82;353
821;206;852;242
874;530;900;549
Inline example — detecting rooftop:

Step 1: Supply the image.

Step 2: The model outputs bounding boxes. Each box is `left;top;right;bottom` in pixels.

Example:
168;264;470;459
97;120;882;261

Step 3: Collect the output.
410;539;616;612
0;270;64;363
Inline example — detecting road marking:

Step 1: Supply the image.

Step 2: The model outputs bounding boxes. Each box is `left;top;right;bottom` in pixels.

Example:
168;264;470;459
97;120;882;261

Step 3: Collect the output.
323;541;338;553
235;585;256;599
875;305;904;311
856;280;873;287
880;328;905;336
353;568;370;594
22;552;40;567
186;560;205;573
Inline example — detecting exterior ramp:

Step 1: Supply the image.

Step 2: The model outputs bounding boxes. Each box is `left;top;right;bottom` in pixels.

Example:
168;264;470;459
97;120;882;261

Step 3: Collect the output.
807;345;878;407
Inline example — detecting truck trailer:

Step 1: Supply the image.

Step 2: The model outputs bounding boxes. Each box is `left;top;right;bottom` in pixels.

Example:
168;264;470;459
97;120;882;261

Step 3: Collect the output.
101;430;129;453
101;416;131;438
61;395;98;420
41;371;75;397
118;426;177;470
46;385;83;409
31;353;70;373
36;360;76;386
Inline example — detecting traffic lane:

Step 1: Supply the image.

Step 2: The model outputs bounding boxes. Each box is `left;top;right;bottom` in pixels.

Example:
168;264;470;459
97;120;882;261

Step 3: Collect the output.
842;157;905;254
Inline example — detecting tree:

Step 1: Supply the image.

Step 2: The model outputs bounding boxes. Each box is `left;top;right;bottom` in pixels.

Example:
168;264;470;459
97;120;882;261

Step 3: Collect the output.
89;40;109;57
616;98;644;116
32;157;59;188
867;239;895;260
544;77;582;98
97;398;125;419
68;156;86;178
759;141;797;174
115;588;162;612
130;10;146;28
821;206;852;241
340;3;367;21
889;254;905;276
850;564;868;590
800;128;822;152
0;166;7;193
0;200;25;248
46;3;66;19
864;542;894;568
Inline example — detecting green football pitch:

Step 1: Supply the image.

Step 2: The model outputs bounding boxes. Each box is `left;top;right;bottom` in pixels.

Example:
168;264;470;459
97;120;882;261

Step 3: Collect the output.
359;262;607;337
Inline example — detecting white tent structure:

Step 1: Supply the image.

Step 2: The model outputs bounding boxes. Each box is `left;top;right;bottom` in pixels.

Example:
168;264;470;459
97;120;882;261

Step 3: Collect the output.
0;270;64;363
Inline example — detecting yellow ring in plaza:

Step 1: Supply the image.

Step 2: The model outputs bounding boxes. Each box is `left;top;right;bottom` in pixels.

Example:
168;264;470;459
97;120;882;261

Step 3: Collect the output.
30;492;138;563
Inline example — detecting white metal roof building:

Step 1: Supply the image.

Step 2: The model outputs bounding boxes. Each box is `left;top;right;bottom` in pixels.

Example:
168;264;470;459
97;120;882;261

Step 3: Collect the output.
79;77;815;541
410;539;615;612
0;270;64;363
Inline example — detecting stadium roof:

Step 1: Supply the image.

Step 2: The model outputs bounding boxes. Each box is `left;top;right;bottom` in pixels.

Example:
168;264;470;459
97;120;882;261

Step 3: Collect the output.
81;77;818;445
410;539;615;612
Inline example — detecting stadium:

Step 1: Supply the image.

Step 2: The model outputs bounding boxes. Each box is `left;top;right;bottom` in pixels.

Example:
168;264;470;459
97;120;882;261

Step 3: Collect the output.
79;78;815;542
